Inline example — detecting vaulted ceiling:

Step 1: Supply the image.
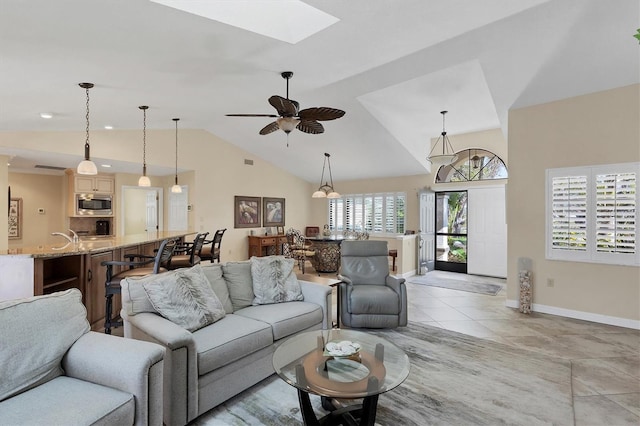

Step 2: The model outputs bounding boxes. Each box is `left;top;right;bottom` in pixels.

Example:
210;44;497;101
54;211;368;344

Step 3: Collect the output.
1;0;638;181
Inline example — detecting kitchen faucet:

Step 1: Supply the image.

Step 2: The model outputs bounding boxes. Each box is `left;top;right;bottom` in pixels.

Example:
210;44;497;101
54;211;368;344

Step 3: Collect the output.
51;229;79;244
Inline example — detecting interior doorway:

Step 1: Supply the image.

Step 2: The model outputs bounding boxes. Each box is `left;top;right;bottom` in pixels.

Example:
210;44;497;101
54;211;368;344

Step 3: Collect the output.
121;186;163;235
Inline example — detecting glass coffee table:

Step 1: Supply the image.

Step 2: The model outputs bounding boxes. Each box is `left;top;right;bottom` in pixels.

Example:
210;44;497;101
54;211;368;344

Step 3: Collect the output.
273;329;410;425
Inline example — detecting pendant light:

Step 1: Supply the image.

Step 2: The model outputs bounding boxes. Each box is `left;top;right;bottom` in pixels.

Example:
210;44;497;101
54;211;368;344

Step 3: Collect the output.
76;82;98;175
312;153;340;199
427;110;458;167
138;105;151;187
171;118;182;194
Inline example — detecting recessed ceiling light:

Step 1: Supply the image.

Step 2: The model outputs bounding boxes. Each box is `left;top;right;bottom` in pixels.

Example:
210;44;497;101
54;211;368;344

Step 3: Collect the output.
40;113;53;119
150;0;338;44
104;125;113;130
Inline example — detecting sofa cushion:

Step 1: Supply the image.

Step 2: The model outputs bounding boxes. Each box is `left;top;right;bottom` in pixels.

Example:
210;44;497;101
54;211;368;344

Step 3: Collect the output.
192;314;273;375
222;261;254;311
0;376;134;425
250;256;303;305
235;302;323;340
143;265;226;332
0;288;89;402
200;264;234;314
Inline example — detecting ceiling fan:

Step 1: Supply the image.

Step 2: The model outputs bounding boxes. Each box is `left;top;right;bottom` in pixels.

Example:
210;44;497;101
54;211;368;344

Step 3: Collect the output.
226;71;345;136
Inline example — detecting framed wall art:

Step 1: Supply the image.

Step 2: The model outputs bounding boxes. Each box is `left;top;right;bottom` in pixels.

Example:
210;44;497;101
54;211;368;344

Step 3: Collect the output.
263;197;285;227
234;196;261;228
8;197;22;239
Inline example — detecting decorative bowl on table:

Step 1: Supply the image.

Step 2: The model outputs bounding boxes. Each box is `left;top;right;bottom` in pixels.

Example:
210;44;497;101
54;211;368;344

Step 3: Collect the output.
323;341;361;358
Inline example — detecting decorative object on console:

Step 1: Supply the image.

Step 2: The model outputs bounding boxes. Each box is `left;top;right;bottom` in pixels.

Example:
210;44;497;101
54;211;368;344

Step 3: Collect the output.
76;82;98;175
312;153;340;198
171;118;182;193
137;105;151;187
263;197;285;227
8;197;22;239
234;196;261;228
226;71;345;144
427;110;458;167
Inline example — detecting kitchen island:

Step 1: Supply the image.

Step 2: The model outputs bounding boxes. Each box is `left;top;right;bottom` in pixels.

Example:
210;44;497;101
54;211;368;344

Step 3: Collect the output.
0;231;195;330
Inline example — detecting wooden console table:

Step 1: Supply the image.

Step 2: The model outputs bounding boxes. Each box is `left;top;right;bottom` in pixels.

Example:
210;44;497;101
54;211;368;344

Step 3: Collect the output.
248;235;287;258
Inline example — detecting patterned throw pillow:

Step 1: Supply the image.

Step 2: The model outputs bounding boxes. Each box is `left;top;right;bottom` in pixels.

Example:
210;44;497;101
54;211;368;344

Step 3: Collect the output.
142;265;226;332
250;256;304;305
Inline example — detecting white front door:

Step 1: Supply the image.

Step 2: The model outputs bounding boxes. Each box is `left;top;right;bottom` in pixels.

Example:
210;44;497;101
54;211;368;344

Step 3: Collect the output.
467;186;507;277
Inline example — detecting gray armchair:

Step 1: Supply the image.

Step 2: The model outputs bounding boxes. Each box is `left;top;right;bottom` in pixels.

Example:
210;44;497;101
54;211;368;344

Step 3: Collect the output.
338;240;407;328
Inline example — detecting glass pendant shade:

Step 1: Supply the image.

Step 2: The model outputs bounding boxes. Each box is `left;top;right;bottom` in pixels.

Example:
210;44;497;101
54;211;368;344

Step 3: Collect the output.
276;116;299;133
312;153;340;198
77;82;98;175
138;174;151;187
428;153;458;167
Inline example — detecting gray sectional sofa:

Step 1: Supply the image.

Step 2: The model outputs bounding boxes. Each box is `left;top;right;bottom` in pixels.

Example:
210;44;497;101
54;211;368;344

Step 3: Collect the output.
0;288;165;426
120;257;332;426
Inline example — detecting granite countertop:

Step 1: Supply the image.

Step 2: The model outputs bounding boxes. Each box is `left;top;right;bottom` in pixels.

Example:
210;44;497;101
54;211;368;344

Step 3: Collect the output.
3;231;196;258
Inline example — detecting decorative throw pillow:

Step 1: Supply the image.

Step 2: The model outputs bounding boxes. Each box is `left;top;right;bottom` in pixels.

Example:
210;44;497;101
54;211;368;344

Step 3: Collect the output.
200;264;233;314
222;261;255;311
0;289;89;402
250;256;304;305
142;265;226;332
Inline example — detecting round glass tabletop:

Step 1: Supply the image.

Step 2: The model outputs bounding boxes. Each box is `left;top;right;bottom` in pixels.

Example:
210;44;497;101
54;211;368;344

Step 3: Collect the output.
273;329;410;399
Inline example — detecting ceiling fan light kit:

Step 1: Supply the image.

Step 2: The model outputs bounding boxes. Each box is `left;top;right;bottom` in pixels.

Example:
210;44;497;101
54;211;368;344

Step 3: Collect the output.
77;82;98;175
227;71;345;140
312;152;340;199
427;110;458;167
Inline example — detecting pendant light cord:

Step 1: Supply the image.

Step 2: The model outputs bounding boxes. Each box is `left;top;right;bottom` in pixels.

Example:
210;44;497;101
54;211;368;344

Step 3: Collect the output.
174;118;179;185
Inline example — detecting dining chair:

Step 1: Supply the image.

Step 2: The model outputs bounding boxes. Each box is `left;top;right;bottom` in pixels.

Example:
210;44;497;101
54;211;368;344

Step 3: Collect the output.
199;228;226;263
285;228;316;274
167;232;208;270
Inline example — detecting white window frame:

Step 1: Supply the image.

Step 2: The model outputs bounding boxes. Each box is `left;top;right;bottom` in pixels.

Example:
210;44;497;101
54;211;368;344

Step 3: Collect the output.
328;192;406;236
545;163;639;266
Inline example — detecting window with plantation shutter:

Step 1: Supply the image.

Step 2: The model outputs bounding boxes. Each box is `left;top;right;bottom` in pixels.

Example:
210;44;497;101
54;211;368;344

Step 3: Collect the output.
328;192;406;236
546;163;639;266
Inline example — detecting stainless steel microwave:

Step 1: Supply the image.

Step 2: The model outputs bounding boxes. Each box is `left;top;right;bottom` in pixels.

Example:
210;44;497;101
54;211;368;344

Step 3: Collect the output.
76;194;112;216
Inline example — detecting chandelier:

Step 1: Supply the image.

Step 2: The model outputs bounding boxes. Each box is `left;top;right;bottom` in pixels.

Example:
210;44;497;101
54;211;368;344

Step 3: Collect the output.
312;153;340;199
427;110;458;167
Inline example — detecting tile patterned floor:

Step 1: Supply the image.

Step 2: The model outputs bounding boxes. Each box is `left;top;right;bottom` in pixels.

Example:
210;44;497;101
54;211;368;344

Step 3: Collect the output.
319;268;640;425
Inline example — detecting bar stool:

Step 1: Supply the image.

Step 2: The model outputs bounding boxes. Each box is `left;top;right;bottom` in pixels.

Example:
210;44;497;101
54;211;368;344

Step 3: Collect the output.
168;232;207;270
102;238;176;334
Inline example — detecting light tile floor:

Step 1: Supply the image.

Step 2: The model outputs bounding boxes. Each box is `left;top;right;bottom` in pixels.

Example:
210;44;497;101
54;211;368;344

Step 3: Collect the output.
318;268;640;425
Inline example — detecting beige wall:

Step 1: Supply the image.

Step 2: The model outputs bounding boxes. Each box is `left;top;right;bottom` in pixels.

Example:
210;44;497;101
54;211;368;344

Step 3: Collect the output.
8;172;66;247
507;84;640;323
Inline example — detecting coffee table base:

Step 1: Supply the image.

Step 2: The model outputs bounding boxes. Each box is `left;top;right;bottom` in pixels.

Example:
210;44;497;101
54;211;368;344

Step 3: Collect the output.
298;391;380;426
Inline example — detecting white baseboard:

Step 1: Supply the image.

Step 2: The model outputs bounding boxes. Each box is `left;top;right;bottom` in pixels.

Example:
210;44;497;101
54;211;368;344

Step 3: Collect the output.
505;299;640;330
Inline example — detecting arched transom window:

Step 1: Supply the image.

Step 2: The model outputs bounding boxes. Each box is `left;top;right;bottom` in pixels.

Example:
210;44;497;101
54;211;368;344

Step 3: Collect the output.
435;148;508;183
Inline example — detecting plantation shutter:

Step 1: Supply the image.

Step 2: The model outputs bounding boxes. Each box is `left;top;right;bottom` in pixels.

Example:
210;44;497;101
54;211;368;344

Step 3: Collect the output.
551;175;588;251
595;172;636;254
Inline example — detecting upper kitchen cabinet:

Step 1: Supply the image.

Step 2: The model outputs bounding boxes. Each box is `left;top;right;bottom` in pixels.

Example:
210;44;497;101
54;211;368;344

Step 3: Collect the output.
74;175;114;194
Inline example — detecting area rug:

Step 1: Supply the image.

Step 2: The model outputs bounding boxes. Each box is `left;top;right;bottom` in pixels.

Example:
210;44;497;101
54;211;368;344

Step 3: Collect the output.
194;322;573;425
408;273;504;295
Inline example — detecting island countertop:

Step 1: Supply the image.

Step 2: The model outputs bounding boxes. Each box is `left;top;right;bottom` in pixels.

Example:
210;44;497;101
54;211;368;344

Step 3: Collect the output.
3;231;196;258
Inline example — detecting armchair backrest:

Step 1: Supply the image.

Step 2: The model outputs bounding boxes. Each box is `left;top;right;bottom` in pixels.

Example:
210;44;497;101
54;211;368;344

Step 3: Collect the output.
340;240;389;286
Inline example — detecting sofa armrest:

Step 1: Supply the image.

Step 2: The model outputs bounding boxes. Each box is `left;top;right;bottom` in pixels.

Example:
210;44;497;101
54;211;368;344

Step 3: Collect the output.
122;312;198;426
62;331;165;426
299;280;333;330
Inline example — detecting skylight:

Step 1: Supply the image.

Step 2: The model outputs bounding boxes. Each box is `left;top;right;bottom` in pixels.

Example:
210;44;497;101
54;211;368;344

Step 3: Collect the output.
150;0;339;44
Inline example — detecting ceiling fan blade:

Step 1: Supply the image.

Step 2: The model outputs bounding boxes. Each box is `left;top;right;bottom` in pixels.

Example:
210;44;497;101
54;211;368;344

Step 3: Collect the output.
226;113;279;117
298;107;345;121
268;95;298;117
297;120;324;134
259;121;280;135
